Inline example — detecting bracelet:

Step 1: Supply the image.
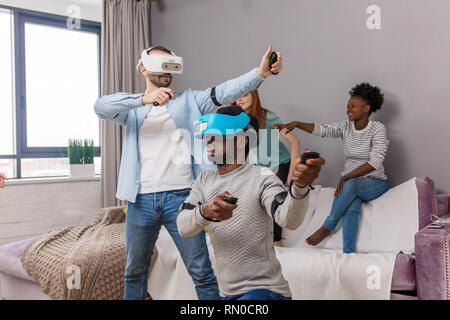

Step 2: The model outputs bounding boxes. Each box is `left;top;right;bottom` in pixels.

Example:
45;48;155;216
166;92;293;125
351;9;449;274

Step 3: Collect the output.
198;202;220;222
289;181;311;200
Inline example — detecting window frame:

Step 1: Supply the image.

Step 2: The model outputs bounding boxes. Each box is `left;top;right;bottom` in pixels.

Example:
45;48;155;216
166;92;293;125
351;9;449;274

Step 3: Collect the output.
0;5;101;179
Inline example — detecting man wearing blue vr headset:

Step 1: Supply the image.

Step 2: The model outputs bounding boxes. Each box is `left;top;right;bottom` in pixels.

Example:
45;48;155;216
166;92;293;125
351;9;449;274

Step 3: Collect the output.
177;106;325;300
94;45;282;300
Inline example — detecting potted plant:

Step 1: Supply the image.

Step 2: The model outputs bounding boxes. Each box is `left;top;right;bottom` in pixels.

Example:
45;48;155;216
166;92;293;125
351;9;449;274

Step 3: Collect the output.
68;139;95;177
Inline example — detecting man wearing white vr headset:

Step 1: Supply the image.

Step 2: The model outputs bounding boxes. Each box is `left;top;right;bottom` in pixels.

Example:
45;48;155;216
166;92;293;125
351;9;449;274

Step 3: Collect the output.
94;45;282;300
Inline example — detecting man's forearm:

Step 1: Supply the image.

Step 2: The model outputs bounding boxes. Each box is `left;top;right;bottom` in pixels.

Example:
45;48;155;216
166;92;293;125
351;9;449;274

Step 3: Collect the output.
94;92;143;119
176;207;209;238
274;184;310;230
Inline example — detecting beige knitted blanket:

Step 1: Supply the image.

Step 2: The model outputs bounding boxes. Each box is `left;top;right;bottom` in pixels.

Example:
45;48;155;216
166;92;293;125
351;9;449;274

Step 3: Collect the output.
21;206;127;300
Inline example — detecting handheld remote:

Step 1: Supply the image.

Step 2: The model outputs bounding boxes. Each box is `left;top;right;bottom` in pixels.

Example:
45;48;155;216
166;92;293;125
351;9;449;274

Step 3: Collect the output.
153;95;172;106
269;51;279;75
222;197;238;205
300;151;320;164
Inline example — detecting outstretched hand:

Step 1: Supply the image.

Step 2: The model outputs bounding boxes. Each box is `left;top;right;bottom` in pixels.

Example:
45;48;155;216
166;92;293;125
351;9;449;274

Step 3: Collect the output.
273;121;298;134
291;152;325;188
256;45;282;78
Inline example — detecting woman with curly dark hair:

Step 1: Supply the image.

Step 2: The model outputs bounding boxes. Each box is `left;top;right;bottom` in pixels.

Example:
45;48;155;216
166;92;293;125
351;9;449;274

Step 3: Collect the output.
274;83;389;253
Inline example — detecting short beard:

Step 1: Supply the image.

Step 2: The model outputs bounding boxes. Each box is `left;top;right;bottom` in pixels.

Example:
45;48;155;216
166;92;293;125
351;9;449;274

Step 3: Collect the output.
207;153;226;165
149;74;172;88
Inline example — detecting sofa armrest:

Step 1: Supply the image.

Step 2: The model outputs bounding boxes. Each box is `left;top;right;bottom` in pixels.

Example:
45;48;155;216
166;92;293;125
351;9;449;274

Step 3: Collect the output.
437;195;450;216
415;216;450;300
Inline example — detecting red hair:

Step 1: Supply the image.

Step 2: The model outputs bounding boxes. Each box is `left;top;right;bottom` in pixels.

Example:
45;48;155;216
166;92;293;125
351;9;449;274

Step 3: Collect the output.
232;90;268;129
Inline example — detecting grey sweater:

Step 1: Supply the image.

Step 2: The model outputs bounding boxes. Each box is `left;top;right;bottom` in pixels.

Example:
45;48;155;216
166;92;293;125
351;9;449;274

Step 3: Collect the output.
177;163;310;297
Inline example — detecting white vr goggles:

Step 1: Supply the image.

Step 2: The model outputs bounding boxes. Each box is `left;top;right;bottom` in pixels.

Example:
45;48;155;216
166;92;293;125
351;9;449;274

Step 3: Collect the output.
137;47;183;75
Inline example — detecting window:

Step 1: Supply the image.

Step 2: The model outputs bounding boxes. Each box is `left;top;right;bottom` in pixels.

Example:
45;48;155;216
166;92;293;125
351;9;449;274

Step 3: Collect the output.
0;6;101;179
0;10;15;157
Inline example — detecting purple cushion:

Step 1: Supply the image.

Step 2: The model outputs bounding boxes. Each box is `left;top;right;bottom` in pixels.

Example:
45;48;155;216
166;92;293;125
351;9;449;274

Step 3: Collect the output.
391;253;416;291
415;177;438;230
0;238;35;280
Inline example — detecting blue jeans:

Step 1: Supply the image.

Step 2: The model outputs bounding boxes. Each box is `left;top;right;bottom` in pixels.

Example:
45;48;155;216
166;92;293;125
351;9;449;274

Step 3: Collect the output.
323;177;389;254
124;188;220;300
223;289;292;300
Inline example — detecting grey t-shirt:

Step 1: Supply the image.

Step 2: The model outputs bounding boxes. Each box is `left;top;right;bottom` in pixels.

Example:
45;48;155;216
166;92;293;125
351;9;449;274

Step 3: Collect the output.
176;163;310;297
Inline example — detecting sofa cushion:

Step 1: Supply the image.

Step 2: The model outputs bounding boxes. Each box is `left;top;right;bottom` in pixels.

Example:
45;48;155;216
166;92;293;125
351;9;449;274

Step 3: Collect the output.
0;238;35;280
391;253;416;291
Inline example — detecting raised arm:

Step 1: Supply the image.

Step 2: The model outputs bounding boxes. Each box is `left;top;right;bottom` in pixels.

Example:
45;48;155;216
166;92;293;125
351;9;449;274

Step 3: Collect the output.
260;155;325;229
194;45;282;114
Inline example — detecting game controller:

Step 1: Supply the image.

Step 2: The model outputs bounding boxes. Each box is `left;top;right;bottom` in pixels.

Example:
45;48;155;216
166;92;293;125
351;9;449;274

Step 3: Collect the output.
269;51;279;75
222;197;238;205
300;151;320;164
153;95;172;106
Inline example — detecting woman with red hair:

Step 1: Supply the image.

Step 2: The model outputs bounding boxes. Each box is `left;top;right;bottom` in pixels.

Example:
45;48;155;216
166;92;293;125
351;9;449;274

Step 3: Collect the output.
233;90;300;246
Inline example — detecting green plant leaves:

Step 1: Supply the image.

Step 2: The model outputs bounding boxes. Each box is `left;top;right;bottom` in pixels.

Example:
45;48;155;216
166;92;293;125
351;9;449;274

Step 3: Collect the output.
68;139;94;164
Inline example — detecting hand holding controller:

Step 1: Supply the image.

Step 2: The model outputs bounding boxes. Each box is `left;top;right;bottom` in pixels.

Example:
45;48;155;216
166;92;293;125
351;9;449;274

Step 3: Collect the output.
141;87;175;106
201;192;238;222
153;95;171;106
291;151;324;188
222;197;238;205
269;51;279;75
300;151;321;164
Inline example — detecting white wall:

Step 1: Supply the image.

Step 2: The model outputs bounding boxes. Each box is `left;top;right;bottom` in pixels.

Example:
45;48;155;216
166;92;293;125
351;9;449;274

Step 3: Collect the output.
0;0;102;22
0;178;101;245
151;0;450;193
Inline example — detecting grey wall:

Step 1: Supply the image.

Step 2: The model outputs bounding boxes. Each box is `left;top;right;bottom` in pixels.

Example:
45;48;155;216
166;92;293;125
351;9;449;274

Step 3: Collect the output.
151;0;450;193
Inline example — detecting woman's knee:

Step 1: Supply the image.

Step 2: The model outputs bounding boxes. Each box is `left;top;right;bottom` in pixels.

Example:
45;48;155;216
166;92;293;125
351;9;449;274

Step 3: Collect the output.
342;178;358;194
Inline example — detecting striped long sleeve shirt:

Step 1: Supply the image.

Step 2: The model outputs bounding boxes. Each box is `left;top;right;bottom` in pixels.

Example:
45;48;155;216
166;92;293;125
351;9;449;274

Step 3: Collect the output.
312;120;389;180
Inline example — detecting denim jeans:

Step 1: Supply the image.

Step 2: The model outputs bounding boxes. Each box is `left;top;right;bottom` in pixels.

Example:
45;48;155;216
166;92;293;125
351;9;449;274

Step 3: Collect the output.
323;177;389;254
222;289;292;300
124;188;220;300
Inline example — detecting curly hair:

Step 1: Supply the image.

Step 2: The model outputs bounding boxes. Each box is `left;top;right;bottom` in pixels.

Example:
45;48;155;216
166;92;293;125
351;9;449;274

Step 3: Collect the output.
349;83;384;115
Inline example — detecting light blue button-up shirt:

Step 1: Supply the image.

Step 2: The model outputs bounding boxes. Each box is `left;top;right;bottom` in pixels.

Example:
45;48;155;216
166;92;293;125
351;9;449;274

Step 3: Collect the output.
94;68;264;203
